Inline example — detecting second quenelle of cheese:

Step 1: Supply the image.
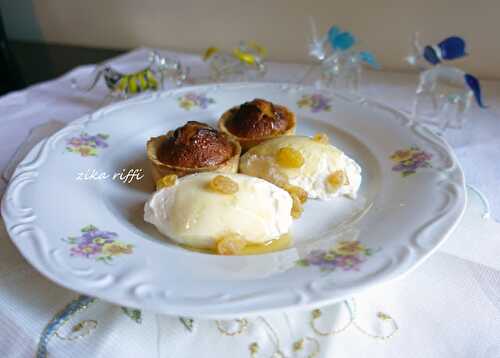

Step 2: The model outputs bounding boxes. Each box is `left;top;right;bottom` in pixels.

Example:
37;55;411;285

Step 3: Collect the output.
144;172;293;250
239;135;362;200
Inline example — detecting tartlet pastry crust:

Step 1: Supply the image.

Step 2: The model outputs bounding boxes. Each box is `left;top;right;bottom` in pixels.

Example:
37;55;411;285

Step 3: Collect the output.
219;99;296;151
147;121;241;182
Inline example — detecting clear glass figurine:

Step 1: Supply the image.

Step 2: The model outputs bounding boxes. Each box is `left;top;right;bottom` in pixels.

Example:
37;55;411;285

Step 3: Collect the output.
71;51;188;100
407;33;485;131
306;17;380;92
202;41;267;81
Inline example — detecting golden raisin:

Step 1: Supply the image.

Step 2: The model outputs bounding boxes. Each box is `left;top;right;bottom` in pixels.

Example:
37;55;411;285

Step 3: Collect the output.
156;174;177;190
284;184;308;204
216;233;247;255
275;147;304;168
291;195;303;219
209;175;239;194
312;132;329;144
326;170;346;192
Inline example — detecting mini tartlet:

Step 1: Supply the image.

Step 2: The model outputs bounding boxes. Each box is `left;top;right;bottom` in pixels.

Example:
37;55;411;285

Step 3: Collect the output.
147;121;241;182
218;98;296;151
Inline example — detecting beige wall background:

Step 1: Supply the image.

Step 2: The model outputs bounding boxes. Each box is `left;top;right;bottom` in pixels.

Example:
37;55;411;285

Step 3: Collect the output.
20;0;500;79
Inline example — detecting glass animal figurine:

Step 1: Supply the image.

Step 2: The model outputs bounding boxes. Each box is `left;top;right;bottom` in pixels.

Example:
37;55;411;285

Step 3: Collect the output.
202;41;267;81
407;33;486;131
71;51;188;99
306;17;380;92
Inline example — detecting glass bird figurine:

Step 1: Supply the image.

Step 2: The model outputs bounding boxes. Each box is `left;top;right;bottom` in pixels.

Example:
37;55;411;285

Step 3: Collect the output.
407;33;485;131
71;51;188;100
306;17;380;92
202;41;267;81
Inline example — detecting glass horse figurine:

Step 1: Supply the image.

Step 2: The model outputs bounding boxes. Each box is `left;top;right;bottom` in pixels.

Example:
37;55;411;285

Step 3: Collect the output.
202;42;267;81
407;33;486;131
306;18;380;92
71;51;188;100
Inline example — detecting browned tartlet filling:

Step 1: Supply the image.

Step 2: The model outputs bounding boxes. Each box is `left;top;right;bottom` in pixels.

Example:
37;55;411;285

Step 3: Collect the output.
225;99;291;139
158;121;233;168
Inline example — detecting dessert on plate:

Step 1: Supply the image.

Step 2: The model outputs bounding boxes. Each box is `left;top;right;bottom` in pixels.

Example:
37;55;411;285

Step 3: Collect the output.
218;98;296;151
146;121;241;182
143;99;363;255
144;172;293;255
239;134;362;203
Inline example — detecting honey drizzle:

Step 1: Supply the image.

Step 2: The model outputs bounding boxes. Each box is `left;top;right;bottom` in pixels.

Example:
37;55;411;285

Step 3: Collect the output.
180;233;291;256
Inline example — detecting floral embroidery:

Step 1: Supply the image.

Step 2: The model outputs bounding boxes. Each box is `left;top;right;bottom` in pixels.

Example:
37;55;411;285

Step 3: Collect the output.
390;146;432;177
310;299;398;340
216;319;248;336
292;337;320;357
66;132;109;157
297;94;332;112
177;92;215;110
55;320;98;341
296;240;375;272
249;342;260;357
179;317;195;332
37;295;97;358
62;225;133;263
121;307;142;324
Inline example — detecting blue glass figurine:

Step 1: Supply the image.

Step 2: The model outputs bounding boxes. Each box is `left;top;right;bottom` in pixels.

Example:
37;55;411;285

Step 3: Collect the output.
72;51;188;100
407;33;485;131
203;41;267;81
307;17;380;92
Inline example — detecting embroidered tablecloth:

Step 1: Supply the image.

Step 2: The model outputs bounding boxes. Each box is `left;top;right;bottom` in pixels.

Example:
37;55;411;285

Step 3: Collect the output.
1;48;499;358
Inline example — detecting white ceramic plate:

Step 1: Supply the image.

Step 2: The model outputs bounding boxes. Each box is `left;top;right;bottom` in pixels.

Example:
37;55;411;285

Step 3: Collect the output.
1;83;466;318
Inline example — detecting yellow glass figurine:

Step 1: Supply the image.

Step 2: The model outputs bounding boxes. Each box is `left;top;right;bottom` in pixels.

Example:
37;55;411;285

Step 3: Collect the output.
72;51;188;99
203;42;267;81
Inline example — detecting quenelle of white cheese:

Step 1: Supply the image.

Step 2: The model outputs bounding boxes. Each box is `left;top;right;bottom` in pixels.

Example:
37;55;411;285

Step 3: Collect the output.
144;172;293;249
239;135;362;200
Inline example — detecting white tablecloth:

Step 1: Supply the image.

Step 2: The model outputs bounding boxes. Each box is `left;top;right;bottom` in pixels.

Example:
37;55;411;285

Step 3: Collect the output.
1;48;499;358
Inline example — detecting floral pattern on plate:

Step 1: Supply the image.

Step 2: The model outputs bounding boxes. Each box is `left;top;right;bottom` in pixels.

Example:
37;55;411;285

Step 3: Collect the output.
297;94;332;112
296;240;375;272
390;146;432;177
66;132;109;157
178;92;215;110
62;225;133;263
